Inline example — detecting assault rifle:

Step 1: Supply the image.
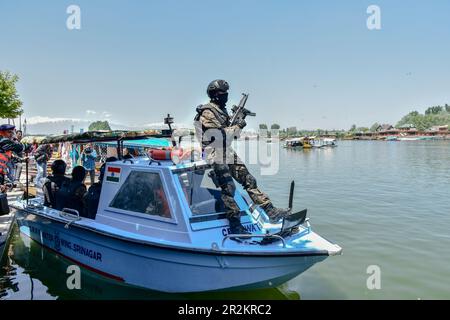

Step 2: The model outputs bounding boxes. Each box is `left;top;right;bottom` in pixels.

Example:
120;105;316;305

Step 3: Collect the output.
230;93;255;126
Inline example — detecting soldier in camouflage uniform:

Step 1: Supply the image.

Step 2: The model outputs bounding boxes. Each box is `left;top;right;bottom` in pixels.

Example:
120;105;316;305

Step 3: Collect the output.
194;80;290;235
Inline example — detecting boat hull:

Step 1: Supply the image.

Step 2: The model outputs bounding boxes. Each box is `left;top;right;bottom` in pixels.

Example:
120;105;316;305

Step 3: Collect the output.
14;208;328;293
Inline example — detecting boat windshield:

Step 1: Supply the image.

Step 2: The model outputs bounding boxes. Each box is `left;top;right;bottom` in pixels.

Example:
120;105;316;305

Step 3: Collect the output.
176;168;228;216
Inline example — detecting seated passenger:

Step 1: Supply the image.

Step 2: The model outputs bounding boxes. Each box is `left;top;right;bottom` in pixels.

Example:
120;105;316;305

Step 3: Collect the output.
83;156;118;219
123;148;133;159
55;166;87;215
153;187;171;218
43;160;70;208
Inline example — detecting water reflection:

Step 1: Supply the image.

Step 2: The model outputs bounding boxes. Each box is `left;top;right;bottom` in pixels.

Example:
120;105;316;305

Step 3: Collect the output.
0;225;299;300
5;140;449;299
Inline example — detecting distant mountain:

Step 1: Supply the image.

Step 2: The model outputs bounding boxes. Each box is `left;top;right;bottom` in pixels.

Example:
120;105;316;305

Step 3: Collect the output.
23;117;187;135
25;119;88;135
23;117;135;135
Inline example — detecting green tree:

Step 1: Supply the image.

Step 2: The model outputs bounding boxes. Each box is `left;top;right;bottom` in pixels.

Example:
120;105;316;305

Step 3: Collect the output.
259;124;268;130
286;127;297;136
445;104;450;113
396;108;450;131
0;71;23;119
335;131;345;139
270;124;280;130
425;106;444;115
349;124;356;132
88;120;111;131
370;122;380;132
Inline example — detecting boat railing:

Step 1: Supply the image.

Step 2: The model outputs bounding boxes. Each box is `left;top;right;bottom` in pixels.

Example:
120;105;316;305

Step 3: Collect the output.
25;201;44;210
222;234;286;248
123;158;134;164
60;208;81;228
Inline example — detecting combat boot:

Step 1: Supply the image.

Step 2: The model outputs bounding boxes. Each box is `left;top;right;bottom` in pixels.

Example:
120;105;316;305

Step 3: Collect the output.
262;203;291;224
228;218;251;237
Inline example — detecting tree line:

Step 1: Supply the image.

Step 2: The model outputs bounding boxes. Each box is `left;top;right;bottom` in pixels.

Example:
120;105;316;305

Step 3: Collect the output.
395;105;450;131
264;104;450;138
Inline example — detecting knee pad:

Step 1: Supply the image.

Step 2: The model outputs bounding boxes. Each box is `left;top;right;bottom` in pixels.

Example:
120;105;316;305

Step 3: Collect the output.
213;164;236;196
221;179;236;196
244;174;257;189
214;164;229;175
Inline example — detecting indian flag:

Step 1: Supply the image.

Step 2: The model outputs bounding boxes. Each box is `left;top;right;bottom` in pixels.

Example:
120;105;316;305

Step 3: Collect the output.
106;166;121;183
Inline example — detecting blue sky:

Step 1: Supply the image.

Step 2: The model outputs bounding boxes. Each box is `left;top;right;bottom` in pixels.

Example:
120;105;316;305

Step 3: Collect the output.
1;0;450;130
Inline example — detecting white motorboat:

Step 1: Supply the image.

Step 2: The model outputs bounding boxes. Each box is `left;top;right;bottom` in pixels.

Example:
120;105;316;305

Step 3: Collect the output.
9;130;342;293
323;138;338;147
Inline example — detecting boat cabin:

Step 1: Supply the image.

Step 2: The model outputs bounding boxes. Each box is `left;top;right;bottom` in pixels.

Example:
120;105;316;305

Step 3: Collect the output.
93;156;262;246
17;127;316;252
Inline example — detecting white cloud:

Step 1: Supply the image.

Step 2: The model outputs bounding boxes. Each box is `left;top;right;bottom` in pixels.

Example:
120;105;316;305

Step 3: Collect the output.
86;110;97;115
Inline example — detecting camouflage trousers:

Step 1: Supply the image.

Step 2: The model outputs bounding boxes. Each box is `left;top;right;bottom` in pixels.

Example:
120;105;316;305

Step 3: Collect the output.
210;151;271;223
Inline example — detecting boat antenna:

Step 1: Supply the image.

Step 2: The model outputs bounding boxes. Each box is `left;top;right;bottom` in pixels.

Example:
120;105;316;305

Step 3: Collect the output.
164;114;176;147
288;180;295;210
164;114;174;133
117;139;124;160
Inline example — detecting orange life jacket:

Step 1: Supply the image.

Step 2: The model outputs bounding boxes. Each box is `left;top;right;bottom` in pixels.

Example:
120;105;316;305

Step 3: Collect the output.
0;151;12;175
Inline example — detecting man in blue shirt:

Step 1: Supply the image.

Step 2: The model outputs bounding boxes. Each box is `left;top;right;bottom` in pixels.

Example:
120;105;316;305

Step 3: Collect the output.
81;144;97;186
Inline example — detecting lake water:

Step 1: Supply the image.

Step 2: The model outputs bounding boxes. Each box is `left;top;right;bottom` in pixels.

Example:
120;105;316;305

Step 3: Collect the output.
1;140;449;300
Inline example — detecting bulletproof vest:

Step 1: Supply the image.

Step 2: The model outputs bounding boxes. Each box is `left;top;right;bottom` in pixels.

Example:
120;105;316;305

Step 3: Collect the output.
55;180;85;214
194;103;230;148
194;103;230;127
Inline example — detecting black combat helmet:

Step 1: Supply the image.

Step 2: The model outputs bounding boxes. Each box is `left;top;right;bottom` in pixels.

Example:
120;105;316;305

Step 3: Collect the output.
207;79;229;98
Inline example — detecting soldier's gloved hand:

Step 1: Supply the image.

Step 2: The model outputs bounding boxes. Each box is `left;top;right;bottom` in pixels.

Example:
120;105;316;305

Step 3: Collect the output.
235;118;247;129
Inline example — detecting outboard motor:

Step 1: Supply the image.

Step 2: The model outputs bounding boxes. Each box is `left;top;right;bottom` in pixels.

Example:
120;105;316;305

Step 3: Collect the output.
0;192;10;216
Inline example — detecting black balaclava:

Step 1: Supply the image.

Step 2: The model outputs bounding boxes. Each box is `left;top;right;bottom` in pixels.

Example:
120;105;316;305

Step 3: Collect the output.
213;92;228;108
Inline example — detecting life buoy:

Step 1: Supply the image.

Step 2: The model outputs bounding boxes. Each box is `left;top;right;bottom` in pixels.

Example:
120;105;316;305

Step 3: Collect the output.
148;147;202;163
148;149;172;160
171;147;202;164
